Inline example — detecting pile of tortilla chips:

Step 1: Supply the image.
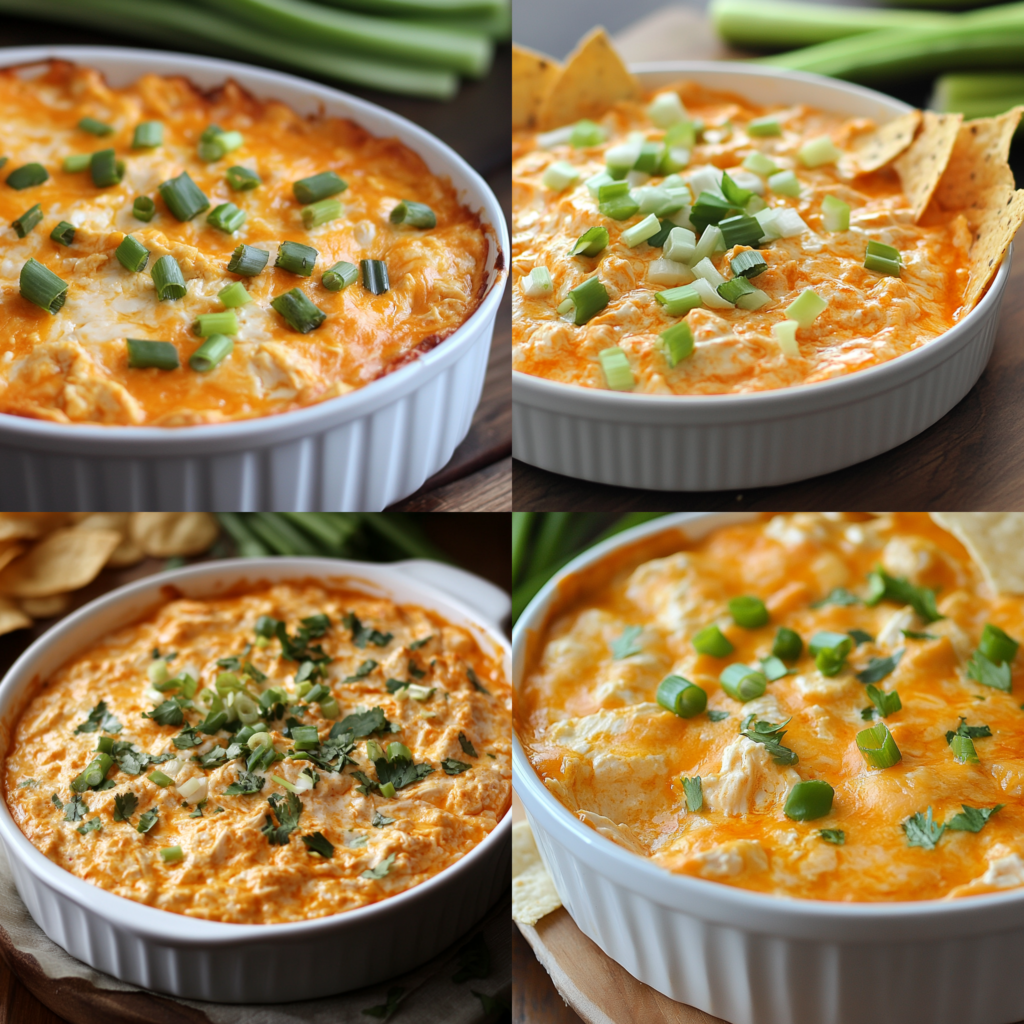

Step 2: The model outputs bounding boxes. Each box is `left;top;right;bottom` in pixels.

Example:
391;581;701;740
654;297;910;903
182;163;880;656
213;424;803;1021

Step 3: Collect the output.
512;27;1024;314
0;513;219;637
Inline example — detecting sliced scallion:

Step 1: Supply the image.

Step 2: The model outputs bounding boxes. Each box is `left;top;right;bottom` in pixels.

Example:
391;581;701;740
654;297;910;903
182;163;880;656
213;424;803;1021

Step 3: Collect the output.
11;204;42;238
784;780;834;821
90;149;124;188
768;170;801;198
148;770;173;786
570;118;606;147
799;136;842;168
276;240;319;277
864;240;902;277
198;124;243;162
151;255;187;300
655;284;701;316
226;165;262;191
736;288;771;311
648;91;688;128
718;214;763;248
301;198;342;229
218;281;252;307
857;721;902;769
786;289;828;328
719;663;767;702
656;675;706;717
664;226;697;263
132;121;163;148
115;234;150;273
598;195;640;220
126;339;179;370
647;218;675;248
293;171;348;204
270;288;326;333
207;202;246;234
693;624;734;657
747;116;782;137
659;321;694;367
189;334;234;372
542;160;579;192
62;154;92;173
159;172;210;222
718;276;756;304
79;116;113;136
227;243;269;277
773;319;800;355
7;163;49;190
20;258;69;314
599;346;633;391
566;276;608;325
623;213;662;248
50;220;76;246
729;595;769;628
522;266;552;297
360;258;389;294
389;200;436;228
322;260;359;292
569;226;609;257
950;733;979;765
742;151;778;176
159;846;184;863
822;194;851;232
193;310;238;337
731;250;767;278
598;180;631;202
133;195;156;222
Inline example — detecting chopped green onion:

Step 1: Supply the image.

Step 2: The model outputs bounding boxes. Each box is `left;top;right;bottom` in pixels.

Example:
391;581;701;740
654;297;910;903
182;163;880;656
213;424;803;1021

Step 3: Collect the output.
768;170;801;198
648;91;688;128
71;753;114;792
646;218;676;248
50;220;76;246
657;675;707;718
228;244;269;277
605;140;641;174
198;125;243;162
218;281;252;307
271;288;327;333
736;287;771;311
79;116;114;135
693;624;734;658
302;198;342;229
660;321;694;367
360;258;389;294
7;162;49;190
159;846;184;864
598;180;630;202
729;595;769;628
648;258;694;287
20;259;68;314
133;196;156;222
810;630;853;676
730;250;767;278
690;192;738;233
864;253;901;277
126;339;179;370
148;770;173;786
867;240;901;262
115;234;150;273
567;276;609;325
132;121;163;148
599;346;634;391
786;289;828;328
822;194;851;232
151;255;187;300
226;165;261;191
721;172;754;207
193;310;238;337
655;284;702;316
747;116;782;137
691;225;724;264
585;171;616;198
950;733;979;765
293;170;347;204
90;149;124;188
718;215;763;248
556;298;574;316
799;136;842;168
634;141;665;174
664;226;697;263
291;725;320;750
773;319;800;355
522;266;552;297
979;623;1019;664
720;663;767;702
11;204;42;238
569;226;609;257
718;277;755;304
622;213;662;248
389;200;436;228
665;120;697;149
322;261;359;292
207;202;246;234
570;119;606;147
159;172;210;221
772;627;803;661
62;154;91;173
190;335;234;374
543;160;580;192
598;195;641;220
276;240;319;277
784;780;834;821
742;151;779;176
857;721;902;769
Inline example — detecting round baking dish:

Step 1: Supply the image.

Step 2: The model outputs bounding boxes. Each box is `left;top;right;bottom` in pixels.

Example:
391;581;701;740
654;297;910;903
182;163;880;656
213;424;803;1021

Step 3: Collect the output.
0;557;511;1003
513;513;1024;1024
0;45;508;512
512;63;1011;492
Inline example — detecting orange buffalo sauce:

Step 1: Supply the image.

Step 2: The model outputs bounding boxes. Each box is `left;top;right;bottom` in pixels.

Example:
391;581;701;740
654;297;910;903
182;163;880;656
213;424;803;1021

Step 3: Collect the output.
518;513;1024;902
0;62;489;425
4;581;511;923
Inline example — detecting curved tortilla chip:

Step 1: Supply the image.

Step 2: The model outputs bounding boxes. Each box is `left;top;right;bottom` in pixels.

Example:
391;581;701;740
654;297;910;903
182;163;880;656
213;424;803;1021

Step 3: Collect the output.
894;111;962;222
0;528;120;598
512;821;562;926
0;598;31;637
130;512;219;557
513;44;561;132
930;513;1024;594
537;27;638;131
853;110;921;175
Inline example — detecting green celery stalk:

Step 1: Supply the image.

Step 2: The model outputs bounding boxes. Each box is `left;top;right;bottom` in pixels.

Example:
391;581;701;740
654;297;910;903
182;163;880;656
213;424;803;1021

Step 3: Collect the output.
317;0;507;15
931;73;1024;125
512;513;534;588
217;512;271;557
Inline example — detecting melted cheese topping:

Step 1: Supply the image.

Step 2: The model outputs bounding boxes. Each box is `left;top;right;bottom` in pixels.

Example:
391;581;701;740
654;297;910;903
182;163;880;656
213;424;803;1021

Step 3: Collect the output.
512;84;970;395
4;581;511;923
0;62;489;425
518;513;1024;902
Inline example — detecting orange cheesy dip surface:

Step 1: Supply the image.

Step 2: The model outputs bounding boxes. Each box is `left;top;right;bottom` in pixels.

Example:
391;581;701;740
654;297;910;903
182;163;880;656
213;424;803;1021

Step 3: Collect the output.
517;513;1024;902
0;62;489;425
4;580;511;923
512;85;970;395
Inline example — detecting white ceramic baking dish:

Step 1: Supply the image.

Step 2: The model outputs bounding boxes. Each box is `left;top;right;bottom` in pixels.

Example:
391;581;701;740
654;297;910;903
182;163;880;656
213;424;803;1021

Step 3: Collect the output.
0;46;508;512
0;556;511;1003
513;512;1024;1024
512;64;1011;492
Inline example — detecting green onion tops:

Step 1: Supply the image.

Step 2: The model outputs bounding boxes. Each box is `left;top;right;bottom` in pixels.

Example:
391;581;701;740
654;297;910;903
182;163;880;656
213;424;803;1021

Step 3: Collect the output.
133;196;156;222
659;321;694;367
292;170;347;205
11;204;42;239
20;258;69;314
864;240;902;278
218;281;252;307
389;200;436;229
78;116;114;136
132;121;163;149
275;240;319;277
360;259;390;295
693;624;734;658
115;235;150;273
784;780;834;821
62;154;92;173
159;172;210;222
151;255;187;301
190;334;234;373
729;595;769;629
226;165;261;191
857;721;902;769
193;311;239;337
565;276;609;325
570;226;609;258
301;198;342;230
50;220;76;246
720;663;768;702
207;202;247;234
198;125;244;162
599;346;633;391
6;163;49;190
90;149;124;188
126;339;179;370
656;675;707;718
270;288;327;333
228;244;269;277
322;261;359;292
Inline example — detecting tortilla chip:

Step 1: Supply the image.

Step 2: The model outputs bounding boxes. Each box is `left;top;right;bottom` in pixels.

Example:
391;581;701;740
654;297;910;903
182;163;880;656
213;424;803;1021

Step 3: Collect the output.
537;27;639;131
0;528;120;598
130;512;219;558
512;821;562;926
77;512;145;568
0;514;69;543
929;107;1024;310
0;543;24;577
930;513;1024;594
18;594;71;619
893;111;962;222
853;110;921;174
513;44;562;132
0;598;31;637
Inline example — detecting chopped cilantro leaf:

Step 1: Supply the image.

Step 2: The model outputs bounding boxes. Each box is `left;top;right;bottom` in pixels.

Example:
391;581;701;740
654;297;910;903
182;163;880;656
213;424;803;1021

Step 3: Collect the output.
741;716;798;765
865;684;902;718
217;655;242;671
244;661;267;684
458;732;478;758
63;795;87;822
945;717;992;745
335;707;390;740
812;588;861;608
681;775;702;812
255;615;279;638
442;758;471;775
610;625;643;660
408;661;425;679
343;612;393;649
866;568;943;622
344;659;379;682
902;629;938;640
189;801;205;818
142;698;188;727
451;933;490;983
302;831;335;857
408;635;433;650
76;817;102;835
372;810;395;828
847;629;874;646
967;650;1012;692
347;832;369;848
136;808;158;834
361;853;396;881
759;655;791;681
74;701;123;735
113;791;138;823
351;770;377;794
467;667;490;695
857;651;903;685
946;804;1003;833
301;614;330;637
819;829;845;845
902;807;944;849
385;678;408;694
18;779;37;789
707;710;730;722
276;620;333;666
375;754;435;791
173;725;200;749
362;985;405;1019
261;791;302;845
51;793;63;810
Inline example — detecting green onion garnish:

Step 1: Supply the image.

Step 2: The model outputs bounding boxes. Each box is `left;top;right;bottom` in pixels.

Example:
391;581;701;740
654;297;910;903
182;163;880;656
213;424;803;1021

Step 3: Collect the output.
542;160;579;192
571;118;607;146
655;284;701;316
950;733;979;765
857;721;902;769
133;196;156;222
566;276;609;324
721;172;754;207
227;244;269;277
719;663;767;702
715;277;752;304
115;234;150;273
50;220;76;246
270;288;326;333
599;346;633;391
773;320;800;355
322;261;359;292
633;141;664;174
768;170;800;198
598;195;640;220
207;202;246;233
79;116;114;135
11;204;42;238
127;339;179;370
979;623;1019;664
275;240;319;277
218;281;251;307
90;149;124;188
730;250;767;278
71;753;114;792
864;239;902;277
783;780;834;821
198;124;243;162
742;151;778;176
301;198;342;229
648;91;687;128
132;121;163;148
786;289;827;328
772;627;802;661
151;255;187;300
193;310;238;337
569;226;609;257
159;846;184;864
729;595;769;628
189;334;234;373
646;218;675;248
522;266;553;297
747;116;782;137
159;172;210;221
20;259;68;314
598;180;630;202
656;675;707;718
690;192;737;233
226;165;261;191
693;624;734;658
148;770;173;786
822;194;851;232
659;321;694;367
7;163;49;190
799;136;842;168
718;214;763;248
293;171;347;204
623;213;662;248
291;725;320;750
62;154;92;173
389;200;436;229
360;258;389;294
809;630;853;676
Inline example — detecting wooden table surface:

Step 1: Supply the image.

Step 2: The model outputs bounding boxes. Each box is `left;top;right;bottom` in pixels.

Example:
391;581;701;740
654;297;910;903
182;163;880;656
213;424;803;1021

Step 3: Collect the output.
0;513;510;1024
2;18;511;513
